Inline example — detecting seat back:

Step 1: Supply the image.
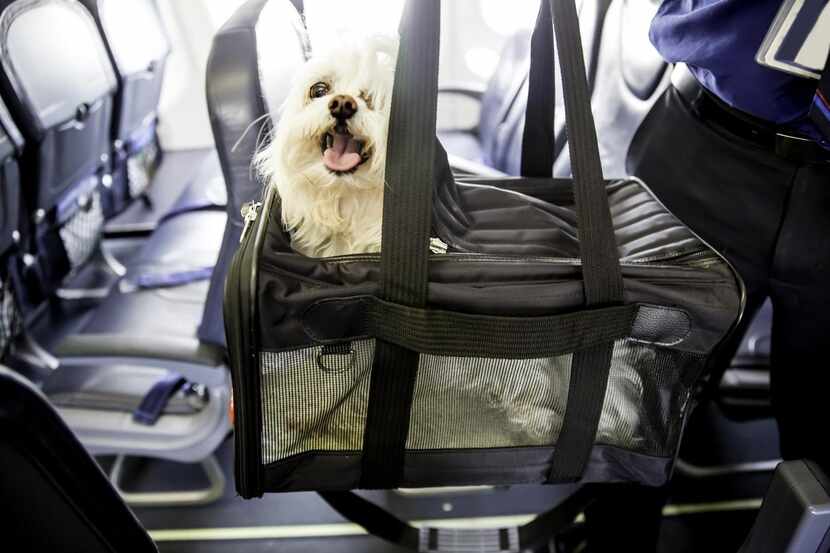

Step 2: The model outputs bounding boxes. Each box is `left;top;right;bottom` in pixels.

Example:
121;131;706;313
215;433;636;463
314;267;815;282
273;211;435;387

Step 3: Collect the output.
0;366;157;552
200;0;308;346
0;98;23;357
0;0;116;299
78;0;171;214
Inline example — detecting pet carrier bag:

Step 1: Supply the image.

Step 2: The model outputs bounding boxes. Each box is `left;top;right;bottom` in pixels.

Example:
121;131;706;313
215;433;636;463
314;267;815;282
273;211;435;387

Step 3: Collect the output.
225;0;743;522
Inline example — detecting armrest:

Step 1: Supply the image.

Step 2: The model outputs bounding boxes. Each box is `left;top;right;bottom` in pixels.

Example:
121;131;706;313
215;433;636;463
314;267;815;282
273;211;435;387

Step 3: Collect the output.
438;82;487;134
438;81;487;101
739;460;830;553
55;334;228;387
448;154;507;177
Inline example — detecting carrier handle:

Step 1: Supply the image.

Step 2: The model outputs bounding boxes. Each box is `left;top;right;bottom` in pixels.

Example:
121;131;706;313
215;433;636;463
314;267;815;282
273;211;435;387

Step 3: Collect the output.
520;1;556;178
320;486;597;552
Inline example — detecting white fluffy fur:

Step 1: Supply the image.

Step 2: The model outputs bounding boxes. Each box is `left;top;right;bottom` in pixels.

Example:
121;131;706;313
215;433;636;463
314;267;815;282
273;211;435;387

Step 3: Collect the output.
257;36;397;258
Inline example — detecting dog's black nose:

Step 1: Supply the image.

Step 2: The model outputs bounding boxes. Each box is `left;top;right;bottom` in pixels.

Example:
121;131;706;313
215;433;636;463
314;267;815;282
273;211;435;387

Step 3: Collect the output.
329;94;358;120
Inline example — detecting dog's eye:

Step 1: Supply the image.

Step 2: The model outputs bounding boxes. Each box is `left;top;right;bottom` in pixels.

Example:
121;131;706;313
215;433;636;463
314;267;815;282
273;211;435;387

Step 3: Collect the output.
360;91;374;109
309;82;330;99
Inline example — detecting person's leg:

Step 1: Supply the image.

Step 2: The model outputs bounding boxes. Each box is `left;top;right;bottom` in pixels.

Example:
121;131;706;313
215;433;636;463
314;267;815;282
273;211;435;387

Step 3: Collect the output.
583;85;795;553
768;162;830;471
582;483;668;551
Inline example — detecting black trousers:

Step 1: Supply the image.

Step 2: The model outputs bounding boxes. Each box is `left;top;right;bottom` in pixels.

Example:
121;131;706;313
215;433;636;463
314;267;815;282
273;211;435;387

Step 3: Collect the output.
583;85;830;553
628;85;830;468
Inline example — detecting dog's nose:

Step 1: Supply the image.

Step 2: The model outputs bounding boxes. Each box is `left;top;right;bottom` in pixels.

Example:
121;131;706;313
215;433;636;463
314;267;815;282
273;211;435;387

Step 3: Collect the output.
329;95;358;120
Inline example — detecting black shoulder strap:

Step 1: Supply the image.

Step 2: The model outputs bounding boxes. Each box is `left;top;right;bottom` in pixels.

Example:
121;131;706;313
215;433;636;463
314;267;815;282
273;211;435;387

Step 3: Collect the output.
544;0;623;481
520;1;556;177
359;0;441;489
361;0;624;488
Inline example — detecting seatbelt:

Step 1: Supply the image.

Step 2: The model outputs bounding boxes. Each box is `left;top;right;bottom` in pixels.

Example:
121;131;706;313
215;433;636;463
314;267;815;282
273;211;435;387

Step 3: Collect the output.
156;199;225;225
128;266;214;290
133;372;188;425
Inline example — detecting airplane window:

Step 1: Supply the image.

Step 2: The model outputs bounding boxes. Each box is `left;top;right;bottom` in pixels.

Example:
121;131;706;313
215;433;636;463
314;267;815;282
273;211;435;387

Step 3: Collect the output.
304;0;406;50
465;46;500;79
204;0;247;28
480;0;539;36
99;0;169;74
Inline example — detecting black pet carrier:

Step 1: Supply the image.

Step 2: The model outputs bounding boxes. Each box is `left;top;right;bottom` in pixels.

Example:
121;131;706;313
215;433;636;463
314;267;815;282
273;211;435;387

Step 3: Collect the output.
225;0;743;522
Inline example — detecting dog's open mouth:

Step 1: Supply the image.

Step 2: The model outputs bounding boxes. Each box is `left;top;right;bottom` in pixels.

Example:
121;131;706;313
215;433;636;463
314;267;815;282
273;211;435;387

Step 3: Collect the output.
321;126;370;174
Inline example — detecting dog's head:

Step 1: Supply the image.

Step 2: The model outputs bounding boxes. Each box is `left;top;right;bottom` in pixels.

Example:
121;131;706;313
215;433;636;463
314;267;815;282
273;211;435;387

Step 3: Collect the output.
260;36;397;193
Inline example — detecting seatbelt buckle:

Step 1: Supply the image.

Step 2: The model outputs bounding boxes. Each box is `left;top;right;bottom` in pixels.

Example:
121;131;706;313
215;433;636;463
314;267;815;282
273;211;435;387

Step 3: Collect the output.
133;373;188;426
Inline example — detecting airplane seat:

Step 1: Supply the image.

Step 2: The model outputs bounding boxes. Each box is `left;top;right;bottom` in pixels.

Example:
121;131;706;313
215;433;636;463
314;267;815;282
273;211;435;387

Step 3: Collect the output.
552;0;672;178
440;0;674;181
200;0;308;348
0;365;157;552
77;0;226;233
0;0;230;506
437;30;530;167
76;0;169;219
0;0;117;303
0;97;23;359
438;0;612;176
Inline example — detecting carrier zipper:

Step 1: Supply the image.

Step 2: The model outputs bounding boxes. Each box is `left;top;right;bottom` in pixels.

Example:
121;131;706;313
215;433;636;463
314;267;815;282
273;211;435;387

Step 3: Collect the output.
319;249;719;268
240;201;262;244
226;195;271;497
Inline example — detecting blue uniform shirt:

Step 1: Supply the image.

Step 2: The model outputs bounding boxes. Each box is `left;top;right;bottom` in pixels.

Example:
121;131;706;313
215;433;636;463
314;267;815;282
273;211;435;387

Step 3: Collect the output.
650;0;829;146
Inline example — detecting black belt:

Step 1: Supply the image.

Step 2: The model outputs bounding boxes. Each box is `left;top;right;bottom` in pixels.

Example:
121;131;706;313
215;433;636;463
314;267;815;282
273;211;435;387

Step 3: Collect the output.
672;64;830;165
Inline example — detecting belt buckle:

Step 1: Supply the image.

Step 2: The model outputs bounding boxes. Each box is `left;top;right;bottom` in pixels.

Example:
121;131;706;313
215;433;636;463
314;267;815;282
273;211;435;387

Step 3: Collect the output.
775;132;828;164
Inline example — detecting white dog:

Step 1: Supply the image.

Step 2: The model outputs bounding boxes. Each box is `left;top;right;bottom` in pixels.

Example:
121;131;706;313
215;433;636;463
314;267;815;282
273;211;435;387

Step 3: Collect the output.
257;36;397;258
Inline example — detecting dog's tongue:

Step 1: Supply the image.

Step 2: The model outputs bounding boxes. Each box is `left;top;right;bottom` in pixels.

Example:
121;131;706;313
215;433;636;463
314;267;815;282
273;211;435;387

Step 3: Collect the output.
324;132;362;172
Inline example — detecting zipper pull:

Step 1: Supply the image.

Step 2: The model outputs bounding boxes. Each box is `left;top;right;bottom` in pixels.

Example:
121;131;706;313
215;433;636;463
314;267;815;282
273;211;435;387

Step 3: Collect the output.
429;237;449;254
240;202;262;244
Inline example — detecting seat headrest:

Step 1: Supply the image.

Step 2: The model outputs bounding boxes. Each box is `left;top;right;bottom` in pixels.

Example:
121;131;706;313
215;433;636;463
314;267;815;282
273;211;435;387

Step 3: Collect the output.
0;0;116;134
198;0;308;348
257;0;309;116
206;0;308;222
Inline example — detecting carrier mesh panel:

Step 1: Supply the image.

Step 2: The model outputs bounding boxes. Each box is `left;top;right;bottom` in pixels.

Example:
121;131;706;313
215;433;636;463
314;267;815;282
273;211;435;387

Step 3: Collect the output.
260;340;702;465
59;191;104;271
0;276;20;355
127;143;159;198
